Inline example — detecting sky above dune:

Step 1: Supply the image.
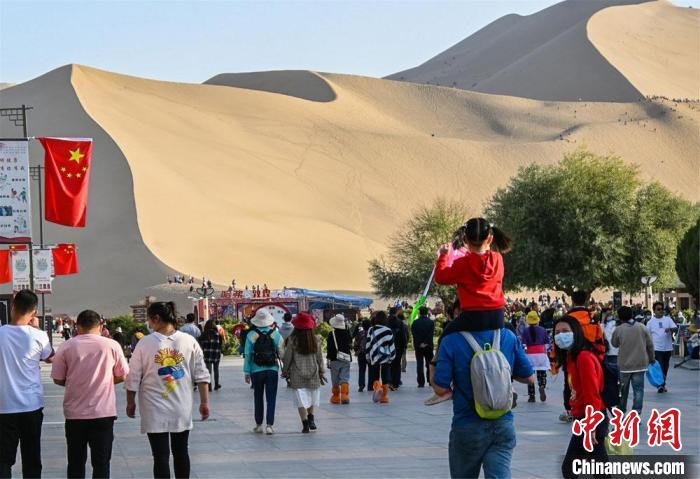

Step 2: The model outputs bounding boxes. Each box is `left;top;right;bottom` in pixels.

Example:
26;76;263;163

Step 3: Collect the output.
1;0;697;84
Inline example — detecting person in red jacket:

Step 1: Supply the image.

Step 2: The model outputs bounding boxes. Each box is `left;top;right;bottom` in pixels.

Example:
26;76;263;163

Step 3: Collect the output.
554;315;608;479
434;217;512;332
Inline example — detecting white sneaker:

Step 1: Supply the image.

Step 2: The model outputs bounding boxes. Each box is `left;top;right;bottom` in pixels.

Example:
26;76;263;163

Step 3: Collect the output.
265;425;275;435
252;425;263;433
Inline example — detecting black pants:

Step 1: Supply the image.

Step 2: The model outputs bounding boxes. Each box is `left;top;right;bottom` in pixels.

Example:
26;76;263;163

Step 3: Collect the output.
0;408;43;479
390;348;405;387
369;363;391;385
205;361;220;390
65;417;115;478
562;364;571;412
251;370;278;426
147;431;190;479
528;371;548;397
562;418;609;479
654;350;672;386
357;353;367;389
414;346;433;387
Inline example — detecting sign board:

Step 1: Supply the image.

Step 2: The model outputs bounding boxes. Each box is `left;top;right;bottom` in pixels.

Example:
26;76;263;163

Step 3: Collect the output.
32;248;53;294
11;249;30;291
0;140;32;243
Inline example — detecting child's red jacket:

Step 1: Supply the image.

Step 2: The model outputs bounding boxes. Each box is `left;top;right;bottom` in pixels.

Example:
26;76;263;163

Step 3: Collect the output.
434;250;505;310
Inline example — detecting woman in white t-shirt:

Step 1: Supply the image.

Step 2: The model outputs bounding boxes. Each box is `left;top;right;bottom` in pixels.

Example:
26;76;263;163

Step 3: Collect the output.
125;302;210;478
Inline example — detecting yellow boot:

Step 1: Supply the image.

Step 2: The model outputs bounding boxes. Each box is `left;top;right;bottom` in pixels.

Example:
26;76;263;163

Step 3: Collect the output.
340;383;350;404
330;386;341;404
380;384;390;403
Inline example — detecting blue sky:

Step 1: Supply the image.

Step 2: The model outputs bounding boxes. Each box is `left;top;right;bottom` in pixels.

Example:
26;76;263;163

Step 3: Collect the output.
1;0;697;84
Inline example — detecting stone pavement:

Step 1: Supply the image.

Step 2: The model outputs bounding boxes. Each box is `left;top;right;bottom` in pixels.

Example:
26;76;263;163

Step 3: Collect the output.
32;352;699;478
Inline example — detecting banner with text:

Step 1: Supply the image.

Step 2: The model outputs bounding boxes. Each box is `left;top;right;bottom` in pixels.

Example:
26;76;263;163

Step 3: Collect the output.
32;248;53;294
0;140;32;243
11;249;30;292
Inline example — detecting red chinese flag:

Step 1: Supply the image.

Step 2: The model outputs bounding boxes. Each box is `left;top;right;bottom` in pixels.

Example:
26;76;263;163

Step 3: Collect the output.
38;137;92;227
52;243;79;275
0;250;11;284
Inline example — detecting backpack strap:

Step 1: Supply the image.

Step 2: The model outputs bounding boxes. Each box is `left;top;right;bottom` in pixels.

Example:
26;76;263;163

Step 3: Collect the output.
460;332;483;353
461;330;501;352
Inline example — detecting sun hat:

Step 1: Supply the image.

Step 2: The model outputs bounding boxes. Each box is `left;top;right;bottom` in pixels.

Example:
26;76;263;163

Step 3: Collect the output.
251;308;275;328
329;314;346;329
526;311;540;325
292;311;316;330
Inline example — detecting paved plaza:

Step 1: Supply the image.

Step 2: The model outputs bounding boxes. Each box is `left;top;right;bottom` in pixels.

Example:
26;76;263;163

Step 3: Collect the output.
34;353;698;478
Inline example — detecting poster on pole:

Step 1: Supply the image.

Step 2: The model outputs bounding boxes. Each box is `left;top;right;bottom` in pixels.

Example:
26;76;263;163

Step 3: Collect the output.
0;140;32;243
11;249;30;292
32;248;53;294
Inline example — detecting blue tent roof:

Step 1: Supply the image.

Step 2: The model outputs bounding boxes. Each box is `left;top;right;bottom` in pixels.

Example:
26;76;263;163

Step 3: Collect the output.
288;288;373;308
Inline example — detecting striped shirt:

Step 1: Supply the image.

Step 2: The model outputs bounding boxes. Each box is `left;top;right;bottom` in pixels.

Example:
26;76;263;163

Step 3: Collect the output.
366;325;396;365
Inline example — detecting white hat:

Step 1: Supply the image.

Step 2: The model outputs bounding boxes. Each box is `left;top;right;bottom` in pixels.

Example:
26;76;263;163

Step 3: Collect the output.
329;314;346;329
116;327;123;333
251;308;275;328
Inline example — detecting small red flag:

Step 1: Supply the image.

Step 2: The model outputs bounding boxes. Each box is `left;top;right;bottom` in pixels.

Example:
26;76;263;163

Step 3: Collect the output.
0;250;11;284
52;243;79;275
38;137;92;227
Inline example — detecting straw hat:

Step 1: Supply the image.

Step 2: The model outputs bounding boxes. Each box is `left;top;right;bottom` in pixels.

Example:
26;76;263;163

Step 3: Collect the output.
526;311;540;325
329;314;346;329
251;308;275;328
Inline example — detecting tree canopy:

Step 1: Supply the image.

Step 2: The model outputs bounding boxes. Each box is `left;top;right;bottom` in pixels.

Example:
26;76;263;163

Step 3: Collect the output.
368;198;468;306
485;150;698;296
676;217;699;303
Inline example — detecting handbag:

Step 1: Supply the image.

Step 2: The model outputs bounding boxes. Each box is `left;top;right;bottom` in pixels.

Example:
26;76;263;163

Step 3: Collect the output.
332;330;352;362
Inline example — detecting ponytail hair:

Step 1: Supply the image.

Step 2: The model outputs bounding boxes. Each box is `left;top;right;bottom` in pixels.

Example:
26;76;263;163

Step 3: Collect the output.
147;301;178;326
452;217;512;253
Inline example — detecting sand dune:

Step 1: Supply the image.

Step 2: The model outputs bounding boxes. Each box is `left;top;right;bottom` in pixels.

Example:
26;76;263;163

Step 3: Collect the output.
387;0;700;102
205;71;336;102
588;1;700;100
0;0;697;315
70;67;699;304
0;66;174;315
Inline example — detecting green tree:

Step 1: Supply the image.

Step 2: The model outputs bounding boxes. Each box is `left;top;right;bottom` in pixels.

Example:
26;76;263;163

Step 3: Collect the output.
369;198;469;307
676;217;699;303
485;149;698;296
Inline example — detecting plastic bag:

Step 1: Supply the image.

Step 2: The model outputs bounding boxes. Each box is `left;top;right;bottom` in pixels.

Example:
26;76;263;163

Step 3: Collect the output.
605;437;634;456
646;361;664;388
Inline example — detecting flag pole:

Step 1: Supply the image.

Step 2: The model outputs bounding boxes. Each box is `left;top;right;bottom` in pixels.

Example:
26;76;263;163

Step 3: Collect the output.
409;265;436;325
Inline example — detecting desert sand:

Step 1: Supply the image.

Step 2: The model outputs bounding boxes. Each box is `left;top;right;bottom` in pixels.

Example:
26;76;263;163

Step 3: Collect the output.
0;0;697;315
388;0;699;102
588;1;700;100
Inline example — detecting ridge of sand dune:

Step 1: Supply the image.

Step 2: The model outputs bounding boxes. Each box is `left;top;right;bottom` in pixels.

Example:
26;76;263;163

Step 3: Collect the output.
65;65;698;297
588;1;700;100
0;66;173;315
204;71;336;102
387;0;653;101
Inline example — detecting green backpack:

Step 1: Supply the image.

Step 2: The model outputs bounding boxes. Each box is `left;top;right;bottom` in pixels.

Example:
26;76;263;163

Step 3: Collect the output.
461;330;513;419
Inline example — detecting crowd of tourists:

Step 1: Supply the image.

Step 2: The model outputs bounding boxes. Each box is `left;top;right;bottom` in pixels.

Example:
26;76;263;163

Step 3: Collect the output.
0;217;694;479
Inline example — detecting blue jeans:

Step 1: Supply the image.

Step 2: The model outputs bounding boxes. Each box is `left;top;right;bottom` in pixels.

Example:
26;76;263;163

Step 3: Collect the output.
449;418;516;479
620;371;645;413
251;370;278;426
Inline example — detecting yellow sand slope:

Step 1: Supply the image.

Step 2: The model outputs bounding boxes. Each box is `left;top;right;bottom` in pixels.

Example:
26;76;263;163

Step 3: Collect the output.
588;1;700;100
70;65;698;293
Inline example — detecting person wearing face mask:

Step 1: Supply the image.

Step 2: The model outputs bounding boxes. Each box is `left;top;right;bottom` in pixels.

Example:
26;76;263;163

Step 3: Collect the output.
555;315;608;479
646;302;677;393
